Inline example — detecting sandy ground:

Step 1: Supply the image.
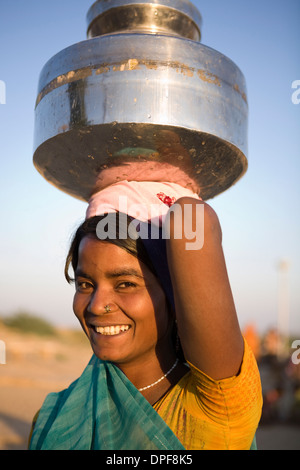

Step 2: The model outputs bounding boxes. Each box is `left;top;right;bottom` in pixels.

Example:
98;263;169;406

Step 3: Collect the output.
1;324;299;451
0;325;92;450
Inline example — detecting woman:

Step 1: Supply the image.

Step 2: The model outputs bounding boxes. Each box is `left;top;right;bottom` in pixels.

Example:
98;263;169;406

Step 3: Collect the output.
29;196;262;450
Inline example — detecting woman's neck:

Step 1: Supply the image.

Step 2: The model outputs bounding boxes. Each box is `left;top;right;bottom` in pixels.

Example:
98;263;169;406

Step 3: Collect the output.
116;354;189;405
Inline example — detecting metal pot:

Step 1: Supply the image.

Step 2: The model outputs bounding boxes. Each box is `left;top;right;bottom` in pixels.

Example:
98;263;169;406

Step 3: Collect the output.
33;0;248;201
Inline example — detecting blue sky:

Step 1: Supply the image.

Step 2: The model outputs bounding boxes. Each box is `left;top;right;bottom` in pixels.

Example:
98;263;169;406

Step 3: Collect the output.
0;0;299;334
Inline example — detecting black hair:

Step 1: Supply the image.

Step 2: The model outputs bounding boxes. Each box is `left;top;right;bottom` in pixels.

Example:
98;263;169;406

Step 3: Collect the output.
65;214;156;283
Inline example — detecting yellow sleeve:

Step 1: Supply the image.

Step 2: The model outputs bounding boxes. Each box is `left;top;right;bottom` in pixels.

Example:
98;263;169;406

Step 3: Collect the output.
186;338;263;449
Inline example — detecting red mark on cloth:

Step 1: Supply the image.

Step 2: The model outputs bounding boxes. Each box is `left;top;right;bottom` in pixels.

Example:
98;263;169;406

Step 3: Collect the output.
156;192;176;207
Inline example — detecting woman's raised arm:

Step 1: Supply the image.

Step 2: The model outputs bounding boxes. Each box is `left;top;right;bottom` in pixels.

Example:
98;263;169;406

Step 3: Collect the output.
166;197;244;380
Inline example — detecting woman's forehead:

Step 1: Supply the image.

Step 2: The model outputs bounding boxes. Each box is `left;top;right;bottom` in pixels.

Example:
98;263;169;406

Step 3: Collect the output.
78;237;136;262
77;237;151;278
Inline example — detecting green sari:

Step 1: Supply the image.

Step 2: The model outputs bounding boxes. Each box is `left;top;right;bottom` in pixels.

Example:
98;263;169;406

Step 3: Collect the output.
29;355;185;450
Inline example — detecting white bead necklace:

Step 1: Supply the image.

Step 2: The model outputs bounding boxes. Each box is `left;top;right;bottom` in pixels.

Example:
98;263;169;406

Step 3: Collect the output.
138;358;179;392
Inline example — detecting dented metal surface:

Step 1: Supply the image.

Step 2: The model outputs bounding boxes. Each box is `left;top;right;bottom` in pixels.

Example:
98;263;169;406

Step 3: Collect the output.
35;58;226;107
33;0;248;201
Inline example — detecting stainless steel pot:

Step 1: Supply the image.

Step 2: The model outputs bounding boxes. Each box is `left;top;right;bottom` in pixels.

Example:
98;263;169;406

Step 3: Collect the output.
33;0;248;201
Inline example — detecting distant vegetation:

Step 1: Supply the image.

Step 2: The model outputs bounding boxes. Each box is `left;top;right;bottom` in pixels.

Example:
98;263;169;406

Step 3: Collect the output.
2;312;56;336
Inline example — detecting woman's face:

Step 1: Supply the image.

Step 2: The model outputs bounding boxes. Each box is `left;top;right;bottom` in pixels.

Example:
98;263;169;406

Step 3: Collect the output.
73;236;172;367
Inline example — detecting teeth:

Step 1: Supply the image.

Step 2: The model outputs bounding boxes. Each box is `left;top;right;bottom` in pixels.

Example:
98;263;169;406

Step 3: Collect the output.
95;325;130;336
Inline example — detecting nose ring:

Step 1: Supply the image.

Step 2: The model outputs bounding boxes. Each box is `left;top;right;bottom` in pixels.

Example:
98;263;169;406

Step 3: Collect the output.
104;305;111;313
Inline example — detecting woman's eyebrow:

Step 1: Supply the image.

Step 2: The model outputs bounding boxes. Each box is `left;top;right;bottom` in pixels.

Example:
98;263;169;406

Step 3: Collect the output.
106;268;144;279
74;269;93;280
75;267;144;279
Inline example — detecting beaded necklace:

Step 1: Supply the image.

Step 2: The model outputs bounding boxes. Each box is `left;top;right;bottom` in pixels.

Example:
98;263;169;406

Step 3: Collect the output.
138;359;179;392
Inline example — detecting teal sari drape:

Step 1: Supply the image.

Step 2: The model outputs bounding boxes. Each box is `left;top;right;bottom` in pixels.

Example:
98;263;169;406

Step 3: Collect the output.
29;355;185;450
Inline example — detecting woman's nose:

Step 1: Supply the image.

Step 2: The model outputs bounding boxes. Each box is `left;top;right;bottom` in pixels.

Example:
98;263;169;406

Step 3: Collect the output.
87;289;118;315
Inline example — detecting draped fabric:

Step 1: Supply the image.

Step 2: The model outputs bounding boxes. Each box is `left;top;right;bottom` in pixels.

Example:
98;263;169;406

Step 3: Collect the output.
29;355;185;450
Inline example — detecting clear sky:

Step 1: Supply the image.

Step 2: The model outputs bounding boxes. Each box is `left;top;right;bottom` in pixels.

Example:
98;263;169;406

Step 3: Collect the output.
0;0;299;335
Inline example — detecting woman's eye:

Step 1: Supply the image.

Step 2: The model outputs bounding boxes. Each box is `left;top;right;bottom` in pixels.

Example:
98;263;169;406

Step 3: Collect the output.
76;280;93;291
117;282;136;289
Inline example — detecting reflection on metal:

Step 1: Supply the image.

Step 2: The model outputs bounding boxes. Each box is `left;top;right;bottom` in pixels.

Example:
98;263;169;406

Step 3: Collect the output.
33;0;248;201
87;0;202;40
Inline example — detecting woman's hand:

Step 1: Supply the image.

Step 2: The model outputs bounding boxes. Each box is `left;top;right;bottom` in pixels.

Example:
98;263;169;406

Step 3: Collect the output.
165;197;244;380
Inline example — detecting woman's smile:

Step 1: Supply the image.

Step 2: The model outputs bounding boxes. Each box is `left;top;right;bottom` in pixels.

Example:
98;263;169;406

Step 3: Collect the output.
92;324;131;336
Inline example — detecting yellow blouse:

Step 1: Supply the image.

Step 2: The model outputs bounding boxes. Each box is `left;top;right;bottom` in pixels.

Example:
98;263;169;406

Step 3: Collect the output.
153;339;263;450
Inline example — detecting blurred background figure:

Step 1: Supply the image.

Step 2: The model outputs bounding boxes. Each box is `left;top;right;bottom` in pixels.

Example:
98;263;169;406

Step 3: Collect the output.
243;326;300;425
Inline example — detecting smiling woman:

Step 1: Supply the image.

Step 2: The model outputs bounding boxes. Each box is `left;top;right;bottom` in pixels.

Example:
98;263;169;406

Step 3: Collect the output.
65;214;181;385
29;204;262;450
